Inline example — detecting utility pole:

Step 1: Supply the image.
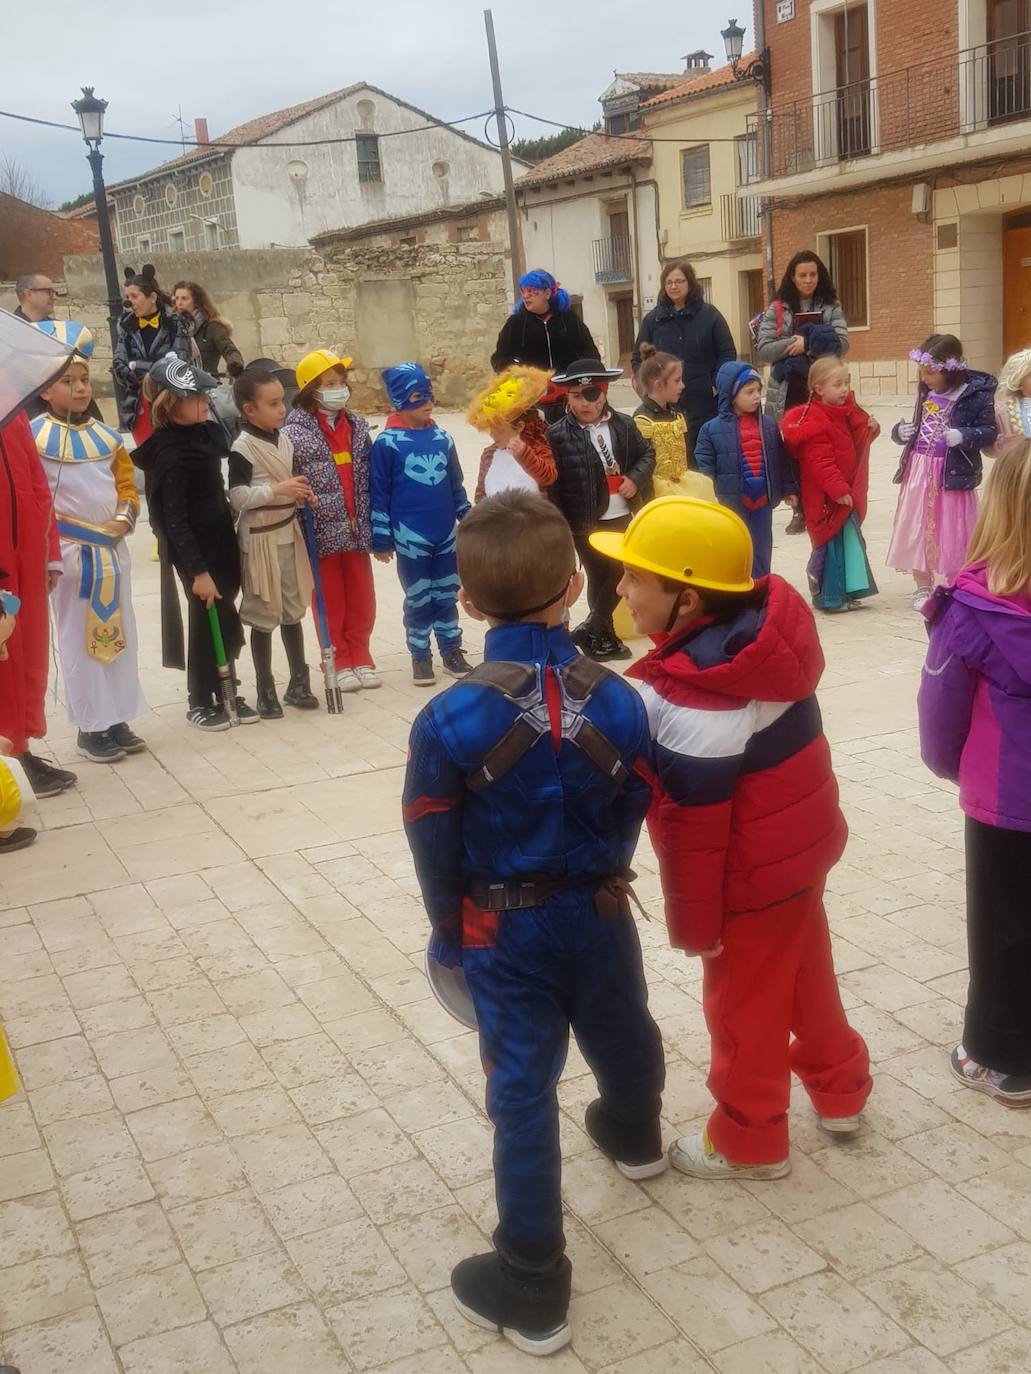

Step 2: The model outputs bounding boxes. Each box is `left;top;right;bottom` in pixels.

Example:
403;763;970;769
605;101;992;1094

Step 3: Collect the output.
484;9;523;297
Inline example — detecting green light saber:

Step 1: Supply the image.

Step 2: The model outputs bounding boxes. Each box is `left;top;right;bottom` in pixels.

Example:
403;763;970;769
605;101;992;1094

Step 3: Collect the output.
206;604;239;726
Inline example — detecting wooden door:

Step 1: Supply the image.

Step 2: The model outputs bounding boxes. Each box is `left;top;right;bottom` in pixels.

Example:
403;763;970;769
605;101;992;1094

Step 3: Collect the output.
834;4;871;157
1004;225;1031;355
614;295;635;363
989;0;1031;123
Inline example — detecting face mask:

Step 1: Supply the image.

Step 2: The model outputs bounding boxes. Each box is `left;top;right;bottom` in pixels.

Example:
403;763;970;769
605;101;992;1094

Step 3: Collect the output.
318;386;350;411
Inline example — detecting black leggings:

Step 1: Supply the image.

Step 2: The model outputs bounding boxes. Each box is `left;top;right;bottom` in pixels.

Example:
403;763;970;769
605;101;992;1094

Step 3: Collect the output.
180;576;244;709
574;515;631;636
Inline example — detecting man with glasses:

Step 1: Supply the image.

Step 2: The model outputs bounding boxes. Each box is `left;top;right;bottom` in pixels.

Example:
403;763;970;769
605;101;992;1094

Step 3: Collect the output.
14;274;57;323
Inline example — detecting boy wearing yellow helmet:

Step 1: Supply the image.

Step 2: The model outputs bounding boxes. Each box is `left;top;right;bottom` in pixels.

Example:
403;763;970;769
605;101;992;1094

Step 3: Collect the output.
592;497;872;1177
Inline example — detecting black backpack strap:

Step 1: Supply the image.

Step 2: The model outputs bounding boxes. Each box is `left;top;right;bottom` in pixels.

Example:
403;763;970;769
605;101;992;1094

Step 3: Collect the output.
568;717;629;785
467;716;548;792
464;661;538;699
560;655;615;701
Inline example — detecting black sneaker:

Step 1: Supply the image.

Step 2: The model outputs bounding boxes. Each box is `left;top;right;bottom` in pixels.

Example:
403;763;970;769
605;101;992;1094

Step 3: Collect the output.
19;751;77;797
77;730;127;764
256;685;284;720
0;827;36;854
785;508;807;535
107;723;147;754
451;1251;572;1357
283;669;319;710
594;634;632;661
235;698;260;724
187;705;230;732
584;1099;668;1180
441;648;472;679
412;657;436;686
570;623;607;661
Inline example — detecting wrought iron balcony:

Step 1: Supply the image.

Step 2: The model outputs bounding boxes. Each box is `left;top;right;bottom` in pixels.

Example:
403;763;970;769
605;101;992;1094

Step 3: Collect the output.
593;235;633;284
721;192;761;242
748;30;1031;181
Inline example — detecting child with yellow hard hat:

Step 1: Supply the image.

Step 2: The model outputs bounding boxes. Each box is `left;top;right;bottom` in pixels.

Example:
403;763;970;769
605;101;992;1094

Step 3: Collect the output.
592;496;872;1177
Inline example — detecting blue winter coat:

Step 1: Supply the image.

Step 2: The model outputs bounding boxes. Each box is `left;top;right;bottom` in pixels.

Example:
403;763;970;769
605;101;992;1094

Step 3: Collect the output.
892;371;998;492
694;362;796;513
631;293;736;440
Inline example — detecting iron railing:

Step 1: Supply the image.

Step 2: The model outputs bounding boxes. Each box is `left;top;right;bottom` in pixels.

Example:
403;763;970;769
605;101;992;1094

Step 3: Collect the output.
721;192;761;241
749;31;1031;180
593;235;633;284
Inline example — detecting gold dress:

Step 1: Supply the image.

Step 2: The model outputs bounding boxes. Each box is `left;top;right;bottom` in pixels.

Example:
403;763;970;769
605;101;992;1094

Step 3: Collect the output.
633;406;715;501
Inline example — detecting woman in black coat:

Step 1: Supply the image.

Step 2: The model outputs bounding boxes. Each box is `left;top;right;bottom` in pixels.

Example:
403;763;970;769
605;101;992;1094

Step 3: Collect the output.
113;267;189;441
631;259;737;456
492;270;601;420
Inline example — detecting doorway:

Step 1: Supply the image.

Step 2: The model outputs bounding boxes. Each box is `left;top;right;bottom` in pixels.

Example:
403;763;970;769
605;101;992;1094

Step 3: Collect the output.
989;0;1031;123
613;294;635;365
834;4;872;157
1004;217;1031;355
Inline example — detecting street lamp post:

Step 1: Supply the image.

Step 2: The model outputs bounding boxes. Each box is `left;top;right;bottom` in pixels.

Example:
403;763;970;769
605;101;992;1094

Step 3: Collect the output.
71;87;126;421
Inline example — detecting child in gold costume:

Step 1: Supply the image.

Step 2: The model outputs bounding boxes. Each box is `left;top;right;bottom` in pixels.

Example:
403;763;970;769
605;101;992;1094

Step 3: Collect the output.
633;344;715;501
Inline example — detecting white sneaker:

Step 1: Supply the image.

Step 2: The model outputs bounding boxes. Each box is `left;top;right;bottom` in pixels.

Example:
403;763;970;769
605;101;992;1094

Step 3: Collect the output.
912;587;932;612
354;666;381;690
668;1131;790;1180
817;1114;862;1136
337;669;362;694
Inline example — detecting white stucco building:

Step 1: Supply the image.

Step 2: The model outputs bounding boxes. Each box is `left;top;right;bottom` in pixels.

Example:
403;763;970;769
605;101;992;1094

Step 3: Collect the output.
109;83;518;255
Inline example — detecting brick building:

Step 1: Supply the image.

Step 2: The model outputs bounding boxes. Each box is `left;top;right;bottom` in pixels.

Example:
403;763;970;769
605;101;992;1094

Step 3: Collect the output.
749;0;1031;398
0;192;100;281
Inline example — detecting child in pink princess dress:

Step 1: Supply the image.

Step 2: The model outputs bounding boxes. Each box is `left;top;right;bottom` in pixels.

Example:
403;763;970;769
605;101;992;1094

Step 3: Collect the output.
886;334;998;611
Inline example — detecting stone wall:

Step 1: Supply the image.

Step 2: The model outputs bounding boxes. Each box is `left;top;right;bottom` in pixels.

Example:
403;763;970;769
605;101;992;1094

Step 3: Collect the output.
1;237;509;412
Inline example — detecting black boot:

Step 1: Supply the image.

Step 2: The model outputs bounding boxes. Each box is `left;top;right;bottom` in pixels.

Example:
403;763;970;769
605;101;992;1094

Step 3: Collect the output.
281;622;319;709
250;630;282;720
584;1099;667;1180
785;507;807;535
451;1251;572;1357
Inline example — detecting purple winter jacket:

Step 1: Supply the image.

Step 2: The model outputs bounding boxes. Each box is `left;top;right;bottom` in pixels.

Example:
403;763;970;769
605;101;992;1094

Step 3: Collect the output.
918;564;1031;831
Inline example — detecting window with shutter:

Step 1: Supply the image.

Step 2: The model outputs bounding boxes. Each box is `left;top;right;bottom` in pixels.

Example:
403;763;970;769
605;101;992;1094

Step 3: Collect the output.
356;133;382;184
822;227;868;327
680;147;711;209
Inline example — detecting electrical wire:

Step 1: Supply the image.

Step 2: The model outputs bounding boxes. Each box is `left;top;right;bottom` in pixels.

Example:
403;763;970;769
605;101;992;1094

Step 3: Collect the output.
508;106;759;145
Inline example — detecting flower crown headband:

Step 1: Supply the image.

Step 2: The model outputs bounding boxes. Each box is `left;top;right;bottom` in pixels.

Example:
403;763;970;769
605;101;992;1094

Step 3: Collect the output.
909;348;966;371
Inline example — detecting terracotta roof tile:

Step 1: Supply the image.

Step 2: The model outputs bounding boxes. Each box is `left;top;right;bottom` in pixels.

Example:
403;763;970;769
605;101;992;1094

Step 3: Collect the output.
516;133;651;189
641;55;753;108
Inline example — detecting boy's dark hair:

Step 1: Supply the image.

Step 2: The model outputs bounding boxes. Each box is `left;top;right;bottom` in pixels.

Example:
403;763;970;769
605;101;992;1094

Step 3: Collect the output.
918;333;969;387
233;366;281;412
776;250;838;314
658;574;766;619
458;491;576;620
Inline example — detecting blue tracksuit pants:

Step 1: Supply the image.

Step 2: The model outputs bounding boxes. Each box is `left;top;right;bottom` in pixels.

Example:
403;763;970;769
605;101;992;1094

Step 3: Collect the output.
394;529;462;659
742;504;774;579
463;890;665;1267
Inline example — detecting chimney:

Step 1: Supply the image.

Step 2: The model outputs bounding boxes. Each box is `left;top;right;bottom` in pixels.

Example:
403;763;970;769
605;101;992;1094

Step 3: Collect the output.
194;118;209;145
682;50;713;73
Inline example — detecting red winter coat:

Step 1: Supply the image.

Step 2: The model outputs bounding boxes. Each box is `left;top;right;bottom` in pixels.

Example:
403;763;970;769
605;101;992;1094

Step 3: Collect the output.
0;412;58;754
627;575;847;952
781;394;873;548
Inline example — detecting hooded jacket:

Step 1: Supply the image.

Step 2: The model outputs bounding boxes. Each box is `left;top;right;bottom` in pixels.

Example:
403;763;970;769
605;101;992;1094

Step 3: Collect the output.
781;393;873;548
628;575;847;952
694;362;795;512
891;371;998;492
632;292;737;439
491;307;600;376
919;565;1031;832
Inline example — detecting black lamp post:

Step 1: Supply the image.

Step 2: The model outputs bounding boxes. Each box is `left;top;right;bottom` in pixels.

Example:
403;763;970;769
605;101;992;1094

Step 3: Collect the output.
71;87;125;419
721;18;771;93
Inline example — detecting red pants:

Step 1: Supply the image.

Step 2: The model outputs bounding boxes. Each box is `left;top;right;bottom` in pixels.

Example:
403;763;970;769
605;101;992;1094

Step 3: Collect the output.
318;551;376;670
703;887;871;1164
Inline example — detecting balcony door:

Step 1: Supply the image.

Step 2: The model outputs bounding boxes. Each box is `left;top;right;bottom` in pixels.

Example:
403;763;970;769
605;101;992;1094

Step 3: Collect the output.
989;0;1031;123
834;4;872;157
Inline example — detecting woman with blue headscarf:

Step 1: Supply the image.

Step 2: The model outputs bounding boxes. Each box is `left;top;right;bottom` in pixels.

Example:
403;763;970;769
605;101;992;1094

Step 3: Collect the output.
492;271;601;421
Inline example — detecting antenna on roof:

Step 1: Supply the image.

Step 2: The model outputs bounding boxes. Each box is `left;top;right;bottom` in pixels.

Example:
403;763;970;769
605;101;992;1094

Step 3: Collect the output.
173;105;188;152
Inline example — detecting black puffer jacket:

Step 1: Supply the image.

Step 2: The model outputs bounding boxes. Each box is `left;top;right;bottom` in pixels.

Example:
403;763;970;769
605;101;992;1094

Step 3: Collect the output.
631;292;737;442
892;371;998;492
546;409;655;534
113;305;189;428
491;306;601;375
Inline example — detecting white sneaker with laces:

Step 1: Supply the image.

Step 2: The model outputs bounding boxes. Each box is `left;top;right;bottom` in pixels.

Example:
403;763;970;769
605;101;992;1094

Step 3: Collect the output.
912;587;933;612
337;669;362;694
668;1131;790;1180
817;1114;862;1135
354;666;381;690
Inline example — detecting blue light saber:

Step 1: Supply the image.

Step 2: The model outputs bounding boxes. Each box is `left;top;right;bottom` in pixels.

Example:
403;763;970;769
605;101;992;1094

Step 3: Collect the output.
301;504;343;714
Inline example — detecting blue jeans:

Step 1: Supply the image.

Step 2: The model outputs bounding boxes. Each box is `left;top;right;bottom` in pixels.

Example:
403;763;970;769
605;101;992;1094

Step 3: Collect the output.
463;890;665;1267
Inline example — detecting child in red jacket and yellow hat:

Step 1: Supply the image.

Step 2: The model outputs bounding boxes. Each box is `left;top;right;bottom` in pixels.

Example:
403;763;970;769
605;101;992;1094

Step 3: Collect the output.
591;496;872;1176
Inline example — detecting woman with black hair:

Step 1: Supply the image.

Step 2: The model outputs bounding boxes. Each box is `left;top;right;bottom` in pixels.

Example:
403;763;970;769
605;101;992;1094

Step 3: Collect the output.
113;267;189;443
631;259;737;459
757;251;850;533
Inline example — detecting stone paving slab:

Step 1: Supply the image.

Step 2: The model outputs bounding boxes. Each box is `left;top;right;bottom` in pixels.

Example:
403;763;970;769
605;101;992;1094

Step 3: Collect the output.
1;407;1025;1372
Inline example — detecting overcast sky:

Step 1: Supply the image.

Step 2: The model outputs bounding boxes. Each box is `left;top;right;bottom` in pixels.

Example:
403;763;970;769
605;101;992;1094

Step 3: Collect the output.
2;0;729;205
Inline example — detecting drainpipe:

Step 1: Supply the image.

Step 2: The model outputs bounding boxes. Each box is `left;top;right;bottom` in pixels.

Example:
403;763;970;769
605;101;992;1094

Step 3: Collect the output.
756;0;775;299
629;162;643;324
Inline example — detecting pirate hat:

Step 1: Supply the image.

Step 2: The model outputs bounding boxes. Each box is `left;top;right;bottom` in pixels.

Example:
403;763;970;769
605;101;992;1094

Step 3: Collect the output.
550;358;623;386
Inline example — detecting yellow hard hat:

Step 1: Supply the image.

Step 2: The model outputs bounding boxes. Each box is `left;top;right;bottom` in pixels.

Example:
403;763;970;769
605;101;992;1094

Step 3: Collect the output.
589;496;755;593
295;348;354;391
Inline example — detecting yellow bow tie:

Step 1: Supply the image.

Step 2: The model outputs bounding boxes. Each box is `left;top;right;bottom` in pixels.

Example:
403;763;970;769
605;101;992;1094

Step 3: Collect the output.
138;314;160;329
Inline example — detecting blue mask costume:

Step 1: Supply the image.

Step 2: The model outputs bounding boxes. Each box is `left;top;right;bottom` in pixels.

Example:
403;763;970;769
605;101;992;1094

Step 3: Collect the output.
370;362;470;661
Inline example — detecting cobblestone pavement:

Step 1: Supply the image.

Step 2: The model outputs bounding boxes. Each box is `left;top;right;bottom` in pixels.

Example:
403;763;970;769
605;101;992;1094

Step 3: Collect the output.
2;404;1027;1374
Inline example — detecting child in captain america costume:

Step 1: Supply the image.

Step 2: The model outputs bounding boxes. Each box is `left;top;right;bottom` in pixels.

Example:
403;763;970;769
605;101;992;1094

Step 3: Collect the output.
370;363;472;683
402;490;665;1356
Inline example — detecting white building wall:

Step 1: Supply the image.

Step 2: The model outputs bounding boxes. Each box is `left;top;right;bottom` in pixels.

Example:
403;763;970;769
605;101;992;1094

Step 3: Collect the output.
231;90;510;248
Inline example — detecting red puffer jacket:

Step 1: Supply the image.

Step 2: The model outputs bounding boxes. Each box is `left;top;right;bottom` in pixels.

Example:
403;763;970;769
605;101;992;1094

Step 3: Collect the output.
782;393;874;548
627;575;847;952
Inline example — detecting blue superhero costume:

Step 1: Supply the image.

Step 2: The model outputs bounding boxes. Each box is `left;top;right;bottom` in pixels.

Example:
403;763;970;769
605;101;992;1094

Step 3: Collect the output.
403;621;665;1268
370;364;470;659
